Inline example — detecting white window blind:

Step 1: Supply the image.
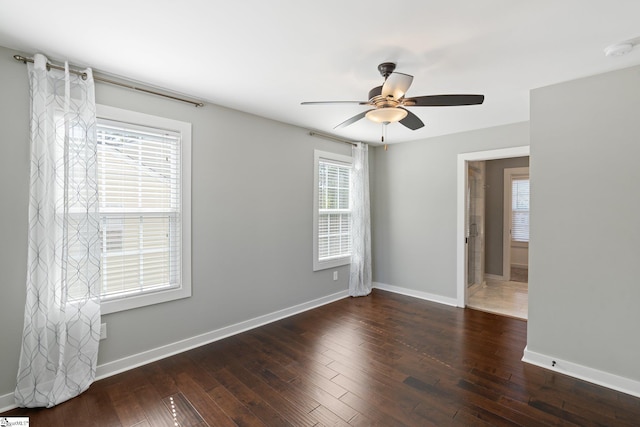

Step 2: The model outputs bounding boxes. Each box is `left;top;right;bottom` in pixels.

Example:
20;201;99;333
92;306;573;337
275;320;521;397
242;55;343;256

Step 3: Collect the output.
317;159;351;262
97;119;181;301
511;178;530;242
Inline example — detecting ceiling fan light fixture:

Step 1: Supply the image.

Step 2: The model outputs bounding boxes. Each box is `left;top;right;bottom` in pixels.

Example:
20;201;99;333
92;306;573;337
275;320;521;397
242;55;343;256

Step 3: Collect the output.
365;107;407;124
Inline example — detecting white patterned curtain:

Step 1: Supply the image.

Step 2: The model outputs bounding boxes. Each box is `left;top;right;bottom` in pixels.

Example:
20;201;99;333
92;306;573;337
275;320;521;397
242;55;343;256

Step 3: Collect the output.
15;54;101;408
349;142;372;297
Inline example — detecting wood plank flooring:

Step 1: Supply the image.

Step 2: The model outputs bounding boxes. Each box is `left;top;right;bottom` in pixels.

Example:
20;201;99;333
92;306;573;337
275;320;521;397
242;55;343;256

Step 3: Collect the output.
4;289;640;426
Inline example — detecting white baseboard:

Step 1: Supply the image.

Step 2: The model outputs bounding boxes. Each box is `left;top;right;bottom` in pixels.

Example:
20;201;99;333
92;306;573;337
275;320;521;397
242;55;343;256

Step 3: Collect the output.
95;290;348;379
511;263;528;269
522;346;640;398
373;282;458;307
0;290;349;413
0;392;14;413
484;273;506;281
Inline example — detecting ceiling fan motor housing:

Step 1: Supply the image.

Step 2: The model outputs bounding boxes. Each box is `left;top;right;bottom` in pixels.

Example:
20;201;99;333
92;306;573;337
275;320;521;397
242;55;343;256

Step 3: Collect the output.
368;85;401;108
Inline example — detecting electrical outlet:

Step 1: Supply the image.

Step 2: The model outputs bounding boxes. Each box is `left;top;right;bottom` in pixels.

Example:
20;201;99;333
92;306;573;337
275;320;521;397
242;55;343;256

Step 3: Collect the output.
100;323;107;340
333;271;338;281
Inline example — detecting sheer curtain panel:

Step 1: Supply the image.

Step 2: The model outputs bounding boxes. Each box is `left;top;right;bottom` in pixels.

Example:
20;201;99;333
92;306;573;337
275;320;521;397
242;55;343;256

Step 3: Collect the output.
349;143;372;297
15;54;101;407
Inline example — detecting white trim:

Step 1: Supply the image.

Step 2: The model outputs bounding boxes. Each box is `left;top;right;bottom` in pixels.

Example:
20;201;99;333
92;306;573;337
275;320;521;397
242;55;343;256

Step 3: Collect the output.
457;146;530;307
510;262;529;269
95;290;347;379
96;104;192;314
484;273;506;281
0;393;15;413
373;282;458;307
522;346;640;398
0;290;348;413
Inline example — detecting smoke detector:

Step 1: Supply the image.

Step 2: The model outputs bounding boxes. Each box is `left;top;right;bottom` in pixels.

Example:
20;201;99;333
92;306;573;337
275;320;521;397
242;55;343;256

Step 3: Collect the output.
604;42;634;57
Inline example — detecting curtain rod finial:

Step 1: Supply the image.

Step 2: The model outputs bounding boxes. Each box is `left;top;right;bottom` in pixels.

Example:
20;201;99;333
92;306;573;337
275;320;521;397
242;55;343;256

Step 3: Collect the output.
14;54;27;63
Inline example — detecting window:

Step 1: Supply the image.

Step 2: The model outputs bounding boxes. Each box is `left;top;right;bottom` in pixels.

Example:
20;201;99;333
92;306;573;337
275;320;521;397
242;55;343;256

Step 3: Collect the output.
96;105;191;314
511;177;530;242
313;150;352;271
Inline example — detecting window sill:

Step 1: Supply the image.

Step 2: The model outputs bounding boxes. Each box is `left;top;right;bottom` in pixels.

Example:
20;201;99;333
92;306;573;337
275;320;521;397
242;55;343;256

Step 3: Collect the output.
313;256;351;272
101;283;191;314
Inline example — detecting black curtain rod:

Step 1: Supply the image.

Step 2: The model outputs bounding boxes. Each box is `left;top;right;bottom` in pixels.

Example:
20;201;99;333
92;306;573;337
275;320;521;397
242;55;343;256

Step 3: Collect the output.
13;54;204;108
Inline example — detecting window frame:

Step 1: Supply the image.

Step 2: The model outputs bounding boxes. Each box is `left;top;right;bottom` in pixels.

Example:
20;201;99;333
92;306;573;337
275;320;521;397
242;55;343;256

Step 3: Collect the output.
313;150;352;271
511;176;530;244
96;104;192;314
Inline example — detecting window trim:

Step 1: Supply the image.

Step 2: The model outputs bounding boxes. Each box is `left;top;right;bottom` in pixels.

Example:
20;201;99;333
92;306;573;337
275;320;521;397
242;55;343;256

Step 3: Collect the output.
313;150;352;271
96;104;192;314
510;175;530;244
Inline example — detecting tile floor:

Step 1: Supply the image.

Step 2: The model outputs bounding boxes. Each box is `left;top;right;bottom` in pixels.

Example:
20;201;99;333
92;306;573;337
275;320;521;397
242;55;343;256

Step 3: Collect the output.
467;278;528;320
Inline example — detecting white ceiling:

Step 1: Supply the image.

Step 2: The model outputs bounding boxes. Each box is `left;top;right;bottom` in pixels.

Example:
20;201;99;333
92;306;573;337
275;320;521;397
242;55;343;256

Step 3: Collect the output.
1;0;640;144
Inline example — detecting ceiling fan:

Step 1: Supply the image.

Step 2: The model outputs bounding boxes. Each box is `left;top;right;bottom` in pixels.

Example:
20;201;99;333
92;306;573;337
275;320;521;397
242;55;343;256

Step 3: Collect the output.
302;62;484;131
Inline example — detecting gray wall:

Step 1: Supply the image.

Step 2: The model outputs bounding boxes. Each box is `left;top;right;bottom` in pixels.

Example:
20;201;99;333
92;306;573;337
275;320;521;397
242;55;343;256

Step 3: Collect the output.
0;47;31;403
371;122;530;298
0;45;363;398
528;65;640;381
484;156;529;276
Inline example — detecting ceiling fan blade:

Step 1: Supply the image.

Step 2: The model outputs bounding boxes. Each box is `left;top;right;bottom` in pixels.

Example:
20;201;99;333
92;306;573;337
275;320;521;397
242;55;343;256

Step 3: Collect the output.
398;108;424;130
301;101;368;105
381;72;414;100
404;94;485;106
334;110;373;129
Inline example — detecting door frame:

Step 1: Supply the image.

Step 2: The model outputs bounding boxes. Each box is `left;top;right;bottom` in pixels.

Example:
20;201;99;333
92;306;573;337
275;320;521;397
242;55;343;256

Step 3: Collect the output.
456;146;530;307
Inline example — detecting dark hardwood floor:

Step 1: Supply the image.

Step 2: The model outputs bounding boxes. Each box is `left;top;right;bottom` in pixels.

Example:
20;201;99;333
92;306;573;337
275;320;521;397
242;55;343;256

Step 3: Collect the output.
4;289;640;426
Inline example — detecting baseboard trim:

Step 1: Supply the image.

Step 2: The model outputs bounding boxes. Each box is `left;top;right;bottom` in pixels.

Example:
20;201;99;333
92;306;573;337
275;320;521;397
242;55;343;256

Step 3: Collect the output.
0;290;349;413
373;282;458;307
511;263;528;269
484;273;506;281
522;346;640;398
95;290;348;380
0;392;14;413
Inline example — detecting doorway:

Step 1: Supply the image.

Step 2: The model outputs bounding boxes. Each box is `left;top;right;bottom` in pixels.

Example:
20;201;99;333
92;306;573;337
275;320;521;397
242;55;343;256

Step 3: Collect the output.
503;167;530;283
465;159;529;319
466;161;485;289
456;146;530;316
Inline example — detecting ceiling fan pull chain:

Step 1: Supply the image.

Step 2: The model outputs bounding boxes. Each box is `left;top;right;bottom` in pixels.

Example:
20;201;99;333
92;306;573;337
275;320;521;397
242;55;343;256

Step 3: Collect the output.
383;123;388;151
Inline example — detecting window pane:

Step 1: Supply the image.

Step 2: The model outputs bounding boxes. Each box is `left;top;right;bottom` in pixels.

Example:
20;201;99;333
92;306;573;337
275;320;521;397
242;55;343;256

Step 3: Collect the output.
97;119;181;300
512;178;530;242
317;158;352;262
512;179;530;210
